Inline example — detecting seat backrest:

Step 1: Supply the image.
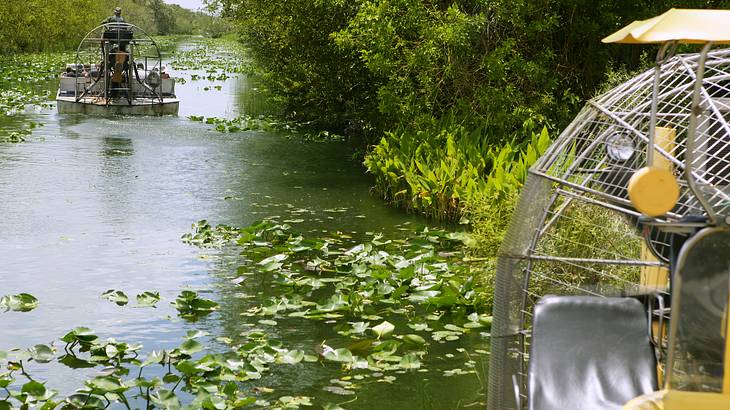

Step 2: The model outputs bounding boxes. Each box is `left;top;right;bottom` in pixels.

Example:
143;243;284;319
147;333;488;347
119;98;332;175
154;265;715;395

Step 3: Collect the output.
529;296;657;410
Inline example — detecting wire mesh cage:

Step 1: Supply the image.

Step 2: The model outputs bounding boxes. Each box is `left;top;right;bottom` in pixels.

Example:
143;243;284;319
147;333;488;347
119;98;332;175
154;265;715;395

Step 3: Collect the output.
487;47;730;410
72;23;165;102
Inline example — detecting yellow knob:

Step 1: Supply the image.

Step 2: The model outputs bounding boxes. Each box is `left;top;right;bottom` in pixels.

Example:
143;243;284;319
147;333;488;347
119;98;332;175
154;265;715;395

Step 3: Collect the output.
627;166;680;217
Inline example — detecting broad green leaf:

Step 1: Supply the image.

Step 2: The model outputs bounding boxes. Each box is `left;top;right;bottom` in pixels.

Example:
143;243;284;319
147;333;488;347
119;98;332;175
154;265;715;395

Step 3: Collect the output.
277;349;304;364
21;380;46;397
179;339;204;355
399;353;421;369
135;291;160;307
28;344;54;363
86;376;125;393
0;293;39;312
403;334;426;346
101;289;129;306
371;321;395;339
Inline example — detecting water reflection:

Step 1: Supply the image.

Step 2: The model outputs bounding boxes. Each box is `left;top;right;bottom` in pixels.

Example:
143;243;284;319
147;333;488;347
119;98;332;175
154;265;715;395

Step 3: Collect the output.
101;136;134;157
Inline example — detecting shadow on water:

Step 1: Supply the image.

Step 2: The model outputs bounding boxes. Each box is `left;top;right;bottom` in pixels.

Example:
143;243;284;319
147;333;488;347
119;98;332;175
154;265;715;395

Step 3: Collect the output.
0;38;487;408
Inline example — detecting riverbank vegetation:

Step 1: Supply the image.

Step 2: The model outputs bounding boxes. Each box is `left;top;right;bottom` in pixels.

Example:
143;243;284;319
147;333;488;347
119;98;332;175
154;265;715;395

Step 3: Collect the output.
0;0;230;55
213;0;728;256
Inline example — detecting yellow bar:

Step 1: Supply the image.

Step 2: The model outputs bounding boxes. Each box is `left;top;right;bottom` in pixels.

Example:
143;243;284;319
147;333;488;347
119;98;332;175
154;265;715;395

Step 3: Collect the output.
654;127;676;171
639;127;675;291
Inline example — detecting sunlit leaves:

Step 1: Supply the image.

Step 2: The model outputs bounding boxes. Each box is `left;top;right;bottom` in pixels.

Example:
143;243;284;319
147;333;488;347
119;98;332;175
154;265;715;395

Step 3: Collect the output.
0;293;38;312
179;339;204;356
61;327;98;346
370;321;395;339
402;334;426;347
277;349;304;365
136;291;161;308
171;290;219;320
28;344;54;363
101;289;129;306
321;347;353;363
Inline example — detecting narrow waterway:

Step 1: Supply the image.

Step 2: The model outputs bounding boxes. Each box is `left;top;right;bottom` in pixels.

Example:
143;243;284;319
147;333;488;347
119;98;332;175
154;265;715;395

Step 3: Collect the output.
0;39;487;408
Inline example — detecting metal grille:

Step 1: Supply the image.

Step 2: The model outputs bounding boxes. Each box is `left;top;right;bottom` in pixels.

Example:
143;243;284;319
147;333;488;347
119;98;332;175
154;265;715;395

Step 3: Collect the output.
486;48;730;409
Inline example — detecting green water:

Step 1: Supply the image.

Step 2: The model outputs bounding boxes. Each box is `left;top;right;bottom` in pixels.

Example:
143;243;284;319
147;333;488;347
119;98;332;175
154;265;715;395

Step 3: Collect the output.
0;39;487;409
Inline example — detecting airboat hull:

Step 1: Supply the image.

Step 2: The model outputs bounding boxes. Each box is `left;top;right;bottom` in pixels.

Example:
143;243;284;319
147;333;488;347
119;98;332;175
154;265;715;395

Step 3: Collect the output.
56;95;179;116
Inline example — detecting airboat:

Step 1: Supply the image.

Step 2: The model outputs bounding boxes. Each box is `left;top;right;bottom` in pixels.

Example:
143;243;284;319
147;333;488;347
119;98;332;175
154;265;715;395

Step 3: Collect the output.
488;9;730;410
56;22;179;115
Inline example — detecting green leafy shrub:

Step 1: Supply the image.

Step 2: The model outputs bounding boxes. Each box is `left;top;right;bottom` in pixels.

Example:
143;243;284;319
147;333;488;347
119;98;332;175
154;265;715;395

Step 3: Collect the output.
365;124;550;220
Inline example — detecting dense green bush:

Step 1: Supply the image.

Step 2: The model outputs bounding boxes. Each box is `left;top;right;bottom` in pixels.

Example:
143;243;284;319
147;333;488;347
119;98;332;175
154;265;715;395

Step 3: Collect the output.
364;124;550;220
215;0;730;139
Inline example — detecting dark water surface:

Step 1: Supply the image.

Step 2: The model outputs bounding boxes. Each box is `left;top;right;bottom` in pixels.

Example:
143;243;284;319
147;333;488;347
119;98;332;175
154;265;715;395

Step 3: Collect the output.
0;40;487;409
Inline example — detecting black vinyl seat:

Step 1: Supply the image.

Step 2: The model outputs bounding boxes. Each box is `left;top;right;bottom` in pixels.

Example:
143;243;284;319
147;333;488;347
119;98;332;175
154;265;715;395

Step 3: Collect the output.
528;296;658;410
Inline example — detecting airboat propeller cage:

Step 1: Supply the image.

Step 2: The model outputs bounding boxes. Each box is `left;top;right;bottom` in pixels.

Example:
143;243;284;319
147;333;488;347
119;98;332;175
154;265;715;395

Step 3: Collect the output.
603;8;730;222
487;9;730;410
74;22;165;104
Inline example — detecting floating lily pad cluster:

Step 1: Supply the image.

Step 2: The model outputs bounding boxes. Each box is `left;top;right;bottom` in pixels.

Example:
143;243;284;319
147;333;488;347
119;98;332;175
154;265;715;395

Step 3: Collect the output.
0;325;322;409
101;290;162;308
0;52;71;114
101;289;217;321
183;219;491;392
187;114;347;142
187;115;281;133
168;39;249;79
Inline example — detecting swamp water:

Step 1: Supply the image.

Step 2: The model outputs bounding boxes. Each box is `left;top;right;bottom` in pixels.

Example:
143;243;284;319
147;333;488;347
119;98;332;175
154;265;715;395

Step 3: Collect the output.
0;39;488;409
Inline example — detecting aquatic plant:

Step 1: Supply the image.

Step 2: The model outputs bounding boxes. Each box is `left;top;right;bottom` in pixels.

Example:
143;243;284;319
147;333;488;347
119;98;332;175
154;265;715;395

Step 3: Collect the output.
0;294;38;312
0;220;490;409
364;125;550;221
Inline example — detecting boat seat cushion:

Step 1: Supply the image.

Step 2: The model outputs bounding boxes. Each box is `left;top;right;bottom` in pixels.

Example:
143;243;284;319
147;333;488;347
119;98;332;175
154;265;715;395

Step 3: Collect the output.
528;296;658;410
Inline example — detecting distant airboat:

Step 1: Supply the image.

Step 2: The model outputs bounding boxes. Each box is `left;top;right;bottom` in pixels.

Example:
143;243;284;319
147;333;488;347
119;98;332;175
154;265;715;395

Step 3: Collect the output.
56;22;179;115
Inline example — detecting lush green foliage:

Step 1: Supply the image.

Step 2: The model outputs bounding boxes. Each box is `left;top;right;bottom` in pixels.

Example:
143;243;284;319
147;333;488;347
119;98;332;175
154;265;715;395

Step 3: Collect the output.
0;0;228;54
364;125;550;220
214;0;730;226
213;0;730;137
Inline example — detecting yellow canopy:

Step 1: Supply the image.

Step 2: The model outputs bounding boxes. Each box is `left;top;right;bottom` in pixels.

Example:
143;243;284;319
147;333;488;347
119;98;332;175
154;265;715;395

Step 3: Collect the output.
602;9;730;44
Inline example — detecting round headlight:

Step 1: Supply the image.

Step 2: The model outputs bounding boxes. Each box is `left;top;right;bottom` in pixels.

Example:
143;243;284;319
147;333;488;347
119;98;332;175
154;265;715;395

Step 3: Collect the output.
605;132;635;162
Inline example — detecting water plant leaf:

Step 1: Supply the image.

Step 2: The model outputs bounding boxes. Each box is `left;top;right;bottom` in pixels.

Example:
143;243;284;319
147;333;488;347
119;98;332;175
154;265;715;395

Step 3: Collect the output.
398;353;421;369
179;339;204;355
322;348;353;363
61;327;98;346
171;290;219;320
101;290;129;306
371;321;395;339
21;380;46;397
0;293;39;312
141;350;164;367
185;330;209;339
277;350;304;364
28;344;54;363
150;388;181;409
402;334;426;347
86;376;125;393
136;291;161;307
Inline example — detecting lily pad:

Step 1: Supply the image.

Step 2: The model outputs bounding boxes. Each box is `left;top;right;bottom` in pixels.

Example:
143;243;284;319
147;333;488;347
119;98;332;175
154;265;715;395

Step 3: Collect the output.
0;293;39;312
